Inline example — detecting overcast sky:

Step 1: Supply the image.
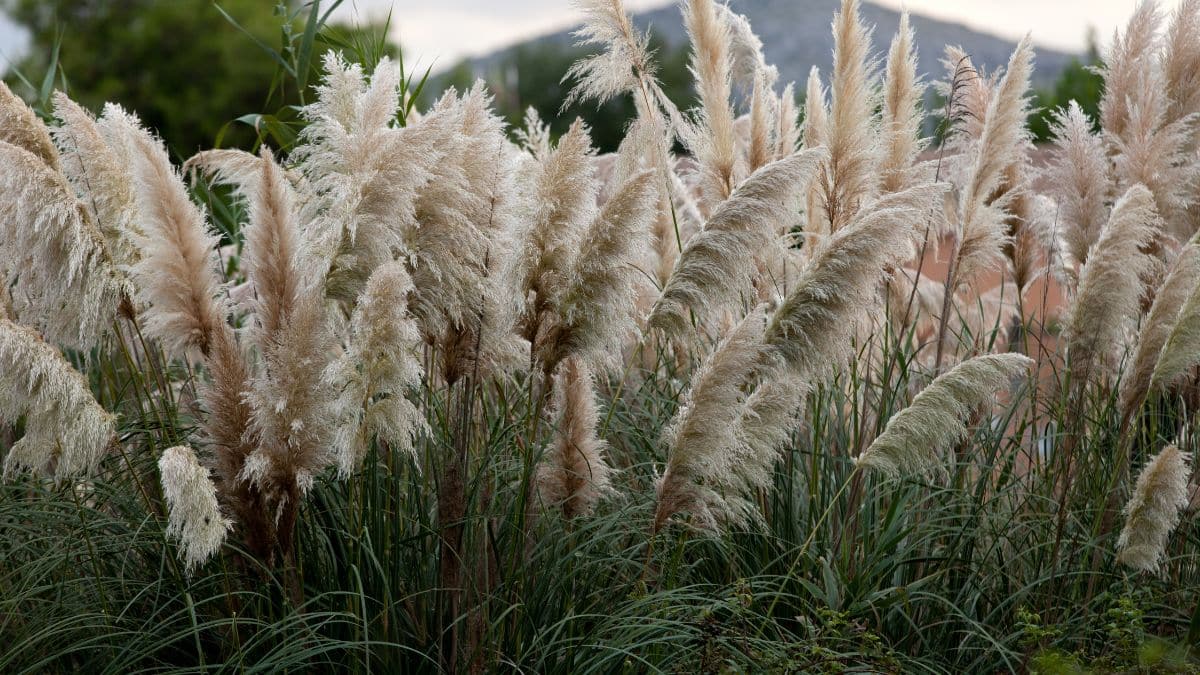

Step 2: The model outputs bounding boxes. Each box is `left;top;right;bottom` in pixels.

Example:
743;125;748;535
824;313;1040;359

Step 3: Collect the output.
0;1;1185;74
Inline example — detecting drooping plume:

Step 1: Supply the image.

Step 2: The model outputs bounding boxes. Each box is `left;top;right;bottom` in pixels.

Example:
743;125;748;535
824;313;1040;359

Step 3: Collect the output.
649;149;826;337
159;445;232;573
539;169;657;372
855;353;1033;478
1120;234;1200;417
655;307;768;531
1064;185;1160;388
0;138;124;351
0;81;59;170
537;357;613;519
765;185;945;382
1117;444;1192;572
0;319;115;482
326;261;426;477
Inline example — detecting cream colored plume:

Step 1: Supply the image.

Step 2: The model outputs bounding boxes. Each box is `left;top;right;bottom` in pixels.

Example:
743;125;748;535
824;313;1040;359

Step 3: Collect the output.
326;261;426;477
0;140;123;350
1044;102;1110;270
953;37;1034;287
1064;185;1160;388
1163;0;1200;128
855;353;1033;478
537;357;613;518
1117;444;1192;572
51;93;142;270
1147;247;1200;394
649;149;826;337
717;4;778;91
765;184;945;383
294;54;448;303
1099;1;1162;142
1120;234;1200;417
681;0;742;210
814;0;879;233
565;0;660;108
879;12;925;195
158;446;232;573
123;123;230;359
655;307;768;531
0;81;59;169
0;319;115;481
540;169;657;372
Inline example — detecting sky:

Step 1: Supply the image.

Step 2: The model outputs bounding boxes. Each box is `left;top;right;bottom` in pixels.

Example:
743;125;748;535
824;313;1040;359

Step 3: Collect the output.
0;1;1187;74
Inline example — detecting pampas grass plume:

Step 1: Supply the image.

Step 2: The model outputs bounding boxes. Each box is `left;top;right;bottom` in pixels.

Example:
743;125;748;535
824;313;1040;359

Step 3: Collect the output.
1117;444;1192;572
159;445;232;573
855;353;1033;477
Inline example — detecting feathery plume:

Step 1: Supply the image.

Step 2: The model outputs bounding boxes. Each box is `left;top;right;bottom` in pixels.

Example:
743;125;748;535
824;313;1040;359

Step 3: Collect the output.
1120;234;1200;417
1044;102;1110;270
856;353;1033;477
649;149;826;337
0;319;115;481
682;0;742;209
540;169;657;371
765;185;946;381
775;82;800;160
0;81;59;170
124;126;230;358
814;0;878;233
537;357;613;518
1147;248;1200;393
802;67;828;152
51;93;142;269
655;307;768;531
295;54;447;302
158;446;232;573
953;37;1034;285
1099;1;1163;141
565;0;659;108
0;140;123;349
717;5;778;91
1065;185;1160;387
747;75;776;173
520;120;599;336
879;13;925;194
327;261;425;477
1163;0;1200;128
1117;444;1192;572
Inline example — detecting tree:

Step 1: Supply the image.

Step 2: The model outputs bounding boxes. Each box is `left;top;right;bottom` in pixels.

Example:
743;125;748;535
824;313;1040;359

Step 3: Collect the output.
3;0;289;153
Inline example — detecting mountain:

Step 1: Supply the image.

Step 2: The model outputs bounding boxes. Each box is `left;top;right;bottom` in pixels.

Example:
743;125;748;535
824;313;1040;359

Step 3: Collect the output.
472;0;1079;88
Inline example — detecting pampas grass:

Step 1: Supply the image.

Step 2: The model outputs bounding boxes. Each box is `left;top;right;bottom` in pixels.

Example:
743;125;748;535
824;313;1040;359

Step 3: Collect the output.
856;353;1033;477
0;140;123;350
0;319;115;481
1064;185;1161;388
0;81;59;170
536;357;612;518
649;149;825;337
159;445;232;573
1117;444;1192;572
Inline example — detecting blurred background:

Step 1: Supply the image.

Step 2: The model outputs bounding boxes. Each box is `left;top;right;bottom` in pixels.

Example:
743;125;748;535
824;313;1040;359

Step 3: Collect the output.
0;0;1159;155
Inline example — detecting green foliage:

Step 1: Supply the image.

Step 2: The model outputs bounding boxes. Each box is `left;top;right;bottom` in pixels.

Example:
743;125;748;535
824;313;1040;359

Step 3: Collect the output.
1028;45;1104;141
2;0;289;152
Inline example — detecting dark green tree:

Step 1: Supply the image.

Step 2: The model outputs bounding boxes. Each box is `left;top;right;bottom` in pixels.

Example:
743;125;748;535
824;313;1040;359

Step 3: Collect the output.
2;0;295;153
